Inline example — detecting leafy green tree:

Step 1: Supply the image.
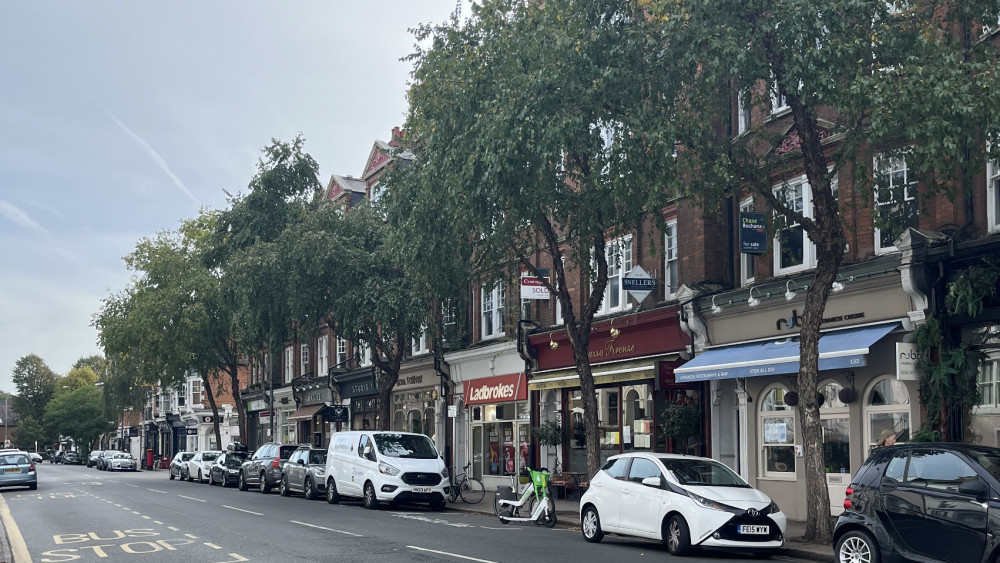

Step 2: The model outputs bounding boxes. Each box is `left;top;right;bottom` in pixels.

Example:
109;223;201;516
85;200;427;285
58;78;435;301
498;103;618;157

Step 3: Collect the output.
645;0;1000;541
72;355;108;380
57;366;99;397
11;354;58;422
44;386;109;454
12;415;46;451
402;0;677;476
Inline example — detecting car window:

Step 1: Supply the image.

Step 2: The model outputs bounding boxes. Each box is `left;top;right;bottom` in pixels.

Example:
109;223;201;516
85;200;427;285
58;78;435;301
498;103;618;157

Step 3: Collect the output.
279;446;297;460
0;455;29;465
885;451;908;481
224;455;244;468
906;450;979;492
374;434;439;459
627;458;662;484
358;435;370;458
602;457;630;480
309;450;327;465
661;458;749;487
203;453;219;462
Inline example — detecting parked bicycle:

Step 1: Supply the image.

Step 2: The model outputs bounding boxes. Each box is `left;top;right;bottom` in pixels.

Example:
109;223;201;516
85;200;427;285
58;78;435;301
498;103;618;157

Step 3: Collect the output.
449;462;486;504
493;467;556;527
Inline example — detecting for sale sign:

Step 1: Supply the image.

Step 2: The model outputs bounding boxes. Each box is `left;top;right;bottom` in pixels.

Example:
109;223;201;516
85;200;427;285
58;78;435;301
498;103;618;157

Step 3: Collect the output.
521;269;551;300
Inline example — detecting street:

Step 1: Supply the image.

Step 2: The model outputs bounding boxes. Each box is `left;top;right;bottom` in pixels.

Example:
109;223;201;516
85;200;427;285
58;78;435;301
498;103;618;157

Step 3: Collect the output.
1;464;820;562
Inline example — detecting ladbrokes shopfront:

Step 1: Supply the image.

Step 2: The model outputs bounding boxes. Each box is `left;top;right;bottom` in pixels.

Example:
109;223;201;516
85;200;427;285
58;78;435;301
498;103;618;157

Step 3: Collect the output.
464;372;529;491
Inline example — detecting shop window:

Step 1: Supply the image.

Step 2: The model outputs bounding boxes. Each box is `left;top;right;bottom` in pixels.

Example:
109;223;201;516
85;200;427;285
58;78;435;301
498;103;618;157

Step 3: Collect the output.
760;386;796;477
865;376;911;451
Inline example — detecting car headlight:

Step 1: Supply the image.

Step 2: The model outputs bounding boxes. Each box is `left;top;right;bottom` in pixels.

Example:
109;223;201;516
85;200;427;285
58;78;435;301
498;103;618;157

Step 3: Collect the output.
378;462;400;476
765;501;781;514
686;490;740;513
441;467;449;479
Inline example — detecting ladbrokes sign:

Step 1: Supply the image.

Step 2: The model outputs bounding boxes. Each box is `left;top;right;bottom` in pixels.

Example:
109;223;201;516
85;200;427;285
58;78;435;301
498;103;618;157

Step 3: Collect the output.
465;373;528;406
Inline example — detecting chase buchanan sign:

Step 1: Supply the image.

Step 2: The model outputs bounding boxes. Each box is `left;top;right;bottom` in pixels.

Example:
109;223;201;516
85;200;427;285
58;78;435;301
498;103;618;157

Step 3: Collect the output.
465;373;528;406
588;334;637;360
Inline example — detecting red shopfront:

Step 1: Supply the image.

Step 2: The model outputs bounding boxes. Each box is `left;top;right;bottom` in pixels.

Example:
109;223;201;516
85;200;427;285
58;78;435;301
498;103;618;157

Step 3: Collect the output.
464;372;529;489
527;306;694;472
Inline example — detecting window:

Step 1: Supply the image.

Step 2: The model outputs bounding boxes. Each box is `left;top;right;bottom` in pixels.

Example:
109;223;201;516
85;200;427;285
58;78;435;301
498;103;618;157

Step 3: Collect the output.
988;159;1000;233
336;337;348;367
874;154;919;253
300;343;310;376
317;336;329;377
978;358;1000;410
481;283;505;339
442;301;456;326
740;198;756;286
602;457;630;480
627;457;662;484
770;77;789;114
189;379;202;406
773;176;814;274
665;220;679;298
737;89;751;135
412;327;428;356
866;376;911;450
904;451;978;491
594;236;633;315
760;386;795;476
356;340;372;367
284;346;294;383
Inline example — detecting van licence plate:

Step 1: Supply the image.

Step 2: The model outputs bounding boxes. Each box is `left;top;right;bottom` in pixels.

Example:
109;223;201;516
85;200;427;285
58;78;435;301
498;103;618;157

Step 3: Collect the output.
738;525;769;535
412;487;432;493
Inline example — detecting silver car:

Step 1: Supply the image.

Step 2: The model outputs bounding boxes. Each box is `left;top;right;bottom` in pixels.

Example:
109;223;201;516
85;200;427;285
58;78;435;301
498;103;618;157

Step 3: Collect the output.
280;446;327;500
107;452;137;472
0;452;37;490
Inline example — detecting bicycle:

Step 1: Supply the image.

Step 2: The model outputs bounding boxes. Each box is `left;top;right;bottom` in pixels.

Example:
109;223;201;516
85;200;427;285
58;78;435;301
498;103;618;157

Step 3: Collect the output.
448;462;486;504
493;467;556;527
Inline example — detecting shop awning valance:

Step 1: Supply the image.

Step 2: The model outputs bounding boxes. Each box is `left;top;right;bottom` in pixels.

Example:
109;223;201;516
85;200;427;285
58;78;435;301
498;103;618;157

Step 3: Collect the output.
528;355;680;391
674;322;900;383
287;403;327;421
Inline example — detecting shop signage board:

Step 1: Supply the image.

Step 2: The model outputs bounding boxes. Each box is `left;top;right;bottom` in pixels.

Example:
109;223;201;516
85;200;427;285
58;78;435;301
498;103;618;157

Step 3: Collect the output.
740;212;767;254
896;342;921;380
327;405;350;422
465;372;528;405
520;269;550;300
623;265;656;303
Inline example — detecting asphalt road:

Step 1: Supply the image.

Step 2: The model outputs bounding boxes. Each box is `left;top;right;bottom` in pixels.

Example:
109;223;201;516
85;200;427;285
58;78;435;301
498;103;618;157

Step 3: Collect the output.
0;463;818;562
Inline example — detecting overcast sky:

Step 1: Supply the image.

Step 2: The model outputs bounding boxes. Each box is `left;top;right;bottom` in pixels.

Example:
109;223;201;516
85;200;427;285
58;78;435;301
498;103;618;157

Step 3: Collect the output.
0;1;465;393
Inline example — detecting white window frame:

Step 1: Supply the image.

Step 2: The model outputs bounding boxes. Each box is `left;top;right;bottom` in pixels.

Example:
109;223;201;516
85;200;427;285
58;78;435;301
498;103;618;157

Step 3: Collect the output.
664;220;679;298
864;376;911;451
759;385;796;479
336;337;348;368
594;235;633;316
874;154;919;254
740;198;756;286
737;89;751;135
988;158;1000;233
773;175;815;275
357;340;372;367
284;346;294;383
554;257;565;325
770;77;789;115
300;343;310;376
977;357;1000;412
481;283;506;339
412;327;429;356
317;336;329;377
189;378;202;407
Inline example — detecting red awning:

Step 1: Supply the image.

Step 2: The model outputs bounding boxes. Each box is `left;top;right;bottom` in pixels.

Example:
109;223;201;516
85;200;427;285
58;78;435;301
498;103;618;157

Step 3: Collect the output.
287;404;326;421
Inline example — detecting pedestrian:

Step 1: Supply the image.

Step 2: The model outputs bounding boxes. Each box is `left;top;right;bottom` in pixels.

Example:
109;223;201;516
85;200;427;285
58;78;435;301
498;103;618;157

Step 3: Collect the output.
875;429;897;448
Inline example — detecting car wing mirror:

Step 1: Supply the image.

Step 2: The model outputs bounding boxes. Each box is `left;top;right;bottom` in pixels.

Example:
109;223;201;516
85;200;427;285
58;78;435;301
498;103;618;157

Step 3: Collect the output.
958;478;989;501
297;459;305;466
641;476;663;489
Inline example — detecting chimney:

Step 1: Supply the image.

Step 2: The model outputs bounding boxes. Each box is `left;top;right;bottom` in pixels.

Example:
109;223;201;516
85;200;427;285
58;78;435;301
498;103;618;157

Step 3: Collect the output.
389;126;405;148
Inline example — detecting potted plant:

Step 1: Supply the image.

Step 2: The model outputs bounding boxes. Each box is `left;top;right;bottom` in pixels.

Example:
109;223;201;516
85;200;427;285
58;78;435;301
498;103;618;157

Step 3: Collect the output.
532;420;563;473
660;394;701;454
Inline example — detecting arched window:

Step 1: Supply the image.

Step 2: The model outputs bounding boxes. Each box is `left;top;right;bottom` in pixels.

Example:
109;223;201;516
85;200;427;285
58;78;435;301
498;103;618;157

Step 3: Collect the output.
760;386;795;477
865;376;910;449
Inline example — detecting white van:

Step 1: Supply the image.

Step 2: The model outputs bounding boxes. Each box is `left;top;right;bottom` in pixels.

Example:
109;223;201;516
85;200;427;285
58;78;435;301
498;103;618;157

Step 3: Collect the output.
324;431;448;510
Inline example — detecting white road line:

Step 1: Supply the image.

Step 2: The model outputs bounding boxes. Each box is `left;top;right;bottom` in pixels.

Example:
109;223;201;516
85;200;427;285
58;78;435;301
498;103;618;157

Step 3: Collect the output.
407;546;497;563
154;521;164;525
205;543;222;549
289;520;363;537
147;489;168;494
142;515;151;519
168;526;180;531
185;533;199;539
178;495;206;502
478;526;519;530
221;505;263;516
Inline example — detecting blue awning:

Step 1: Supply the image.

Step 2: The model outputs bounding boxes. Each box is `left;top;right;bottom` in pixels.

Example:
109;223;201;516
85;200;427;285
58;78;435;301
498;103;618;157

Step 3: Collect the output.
674;322;900;382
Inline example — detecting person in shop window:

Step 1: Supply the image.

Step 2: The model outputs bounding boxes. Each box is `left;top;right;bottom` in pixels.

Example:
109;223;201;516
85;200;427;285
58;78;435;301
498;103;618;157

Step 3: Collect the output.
875;429;897;448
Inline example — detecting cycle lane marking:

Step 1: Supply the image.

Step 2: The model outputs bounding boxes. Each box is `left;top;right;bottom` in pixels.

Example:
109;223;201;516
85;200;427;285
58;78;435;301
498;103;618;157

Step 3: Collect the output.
289;520;362;537
222;505;262;516
177;495;206;502
408;545;497;562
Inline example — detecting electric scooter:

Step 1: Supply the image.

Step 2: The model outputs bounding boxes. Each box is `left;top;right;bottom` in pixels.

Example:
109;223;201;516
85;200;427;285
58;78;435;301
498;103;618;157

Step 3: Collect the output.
493;467;557;527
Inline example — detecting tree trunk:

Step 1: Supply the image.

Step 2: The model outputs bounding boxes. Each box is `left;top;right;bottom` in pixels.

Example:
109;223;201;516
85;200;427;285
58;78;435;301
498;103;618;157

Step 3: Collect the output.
227;362;247;446
373;333;404;432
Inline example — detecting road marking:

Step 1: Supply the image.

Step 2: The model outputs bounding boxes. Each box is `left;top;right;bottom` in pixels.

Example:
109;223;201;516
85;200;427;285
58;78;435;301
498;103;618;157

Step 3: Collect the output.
185;533;199;539
205;543;222;549
142;515;151;519
215;554;249;563
478;526;519;530
290;520;362;537
168;526;180;531
408;546;497;563
177;495;206;502
147;489;168;494
221;505;263;516
0;494;31;562
131;511;141;514
153;521;164;525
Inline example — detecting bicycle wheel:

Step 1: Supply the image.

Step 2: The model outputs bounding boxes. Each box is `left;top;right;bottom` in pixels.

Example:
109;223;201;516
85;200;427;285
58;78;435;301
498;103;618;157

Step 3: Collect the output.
459;478;486;504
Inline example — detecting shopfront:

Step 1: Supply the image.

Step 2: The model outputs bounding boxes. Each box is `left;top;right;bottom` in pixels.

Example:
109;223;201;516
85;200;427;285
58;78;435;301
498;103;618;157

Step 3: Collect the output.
335;368;378;431
464;372;529;489
527;306;690;472
290;382;335;447
390;363;440;442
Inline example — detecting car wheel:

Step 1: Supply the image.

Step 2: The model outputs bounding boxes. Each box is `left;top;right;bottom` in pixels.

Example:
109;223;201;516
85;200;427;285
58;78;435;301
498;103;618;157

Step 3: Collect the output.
259;473;271;494
304;478;316;501
326;479;340;504
238;472;248;491
835;529;881;563
169;469;175;480
280;476;291;497
208;472;215;486
363;482;380;510
29;483;37;491
664;514;691;556
581;506;604;543
198;470;204;484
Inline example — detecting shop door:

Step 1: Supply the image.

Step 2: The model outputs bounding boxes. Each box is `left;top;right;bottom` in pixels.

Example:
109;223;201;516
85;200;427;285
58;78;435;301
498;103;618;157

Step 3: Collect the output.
822;416;851;515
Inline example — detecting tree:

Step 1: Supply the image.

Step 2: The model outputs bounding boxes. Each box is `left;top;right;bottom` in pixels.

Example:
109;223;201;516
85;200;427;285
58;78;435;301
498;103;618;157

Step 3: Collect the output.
401;0;679;477
72;355;108;380
645;0;1000;542
44;386;109;454
12;415;46;451
57;366;99;397
11;354;58;422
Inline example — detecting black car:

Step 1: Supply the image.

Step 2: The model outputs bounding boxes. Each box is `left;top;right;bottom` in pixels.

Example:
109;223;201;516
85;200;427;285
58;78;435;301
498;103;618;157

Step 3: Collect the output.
208;451;248;487
239;443;300;494
834;442;1000;563
62;452;82;465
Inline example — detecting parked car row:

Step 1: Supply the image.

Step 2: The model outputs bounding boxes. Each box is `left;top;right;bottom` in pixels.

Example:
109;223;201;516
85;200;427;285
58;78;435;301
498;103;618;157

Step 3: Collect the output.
86;449;137;471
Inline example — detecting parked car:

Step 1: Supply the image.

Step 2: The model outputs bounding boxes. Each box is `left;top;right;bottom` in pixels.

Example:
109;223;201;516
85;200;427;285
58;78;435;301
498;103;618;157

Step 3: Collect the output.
208;451;248;487
169;452;195;480
96;450;118;471
281;445;327;500
324;431;448;510
28;452;43;464
0;451;37;490
87;450;103;468
579;452;785;557
62;452;82;465
186;451;222;483
834;442;1000;563
51;452;65;464
239;442;299;493
107;452;137;472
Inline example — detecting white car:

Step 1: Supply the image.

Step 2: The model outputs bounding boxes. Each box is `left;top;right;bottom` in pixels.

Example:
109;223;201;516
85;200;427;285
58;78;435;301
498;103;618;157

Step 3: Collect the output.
186;451;222;483
107;452;137;472
579;452;786;557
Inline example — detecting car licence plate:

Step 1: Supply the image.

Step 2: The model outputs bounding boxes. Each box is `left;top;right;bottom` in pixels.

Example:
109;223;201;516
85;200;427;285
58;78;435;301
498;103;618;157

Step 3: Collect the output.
5;468;20;473
738;525;769;535
412;487;432;493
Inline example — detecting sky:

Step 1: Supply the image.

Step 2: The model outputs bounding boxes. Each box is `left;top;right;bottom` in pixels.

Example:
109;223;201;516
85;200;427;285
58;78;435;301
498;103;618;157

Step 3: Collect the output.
0;1;466;394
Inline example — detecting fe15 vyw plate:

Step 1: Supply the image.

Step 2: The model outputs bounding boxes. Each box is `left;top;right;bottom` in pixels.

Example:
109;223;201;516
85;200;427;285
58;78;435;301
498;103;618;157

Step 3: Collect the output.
738;525;769;535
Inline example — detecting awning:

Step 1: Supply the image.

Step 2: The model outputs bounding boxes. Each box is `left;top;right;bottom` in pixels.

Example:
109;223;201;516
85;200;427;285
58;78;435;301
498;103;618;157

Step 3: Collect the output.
674;322;900;383
529;355;679;391
287;404;327;421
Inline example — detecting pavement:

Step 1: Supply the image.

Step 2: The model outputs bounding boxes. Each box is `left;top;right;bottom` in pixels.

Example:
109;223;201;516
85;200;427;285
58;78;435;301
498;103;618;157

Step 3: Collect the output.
448;494;835;563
